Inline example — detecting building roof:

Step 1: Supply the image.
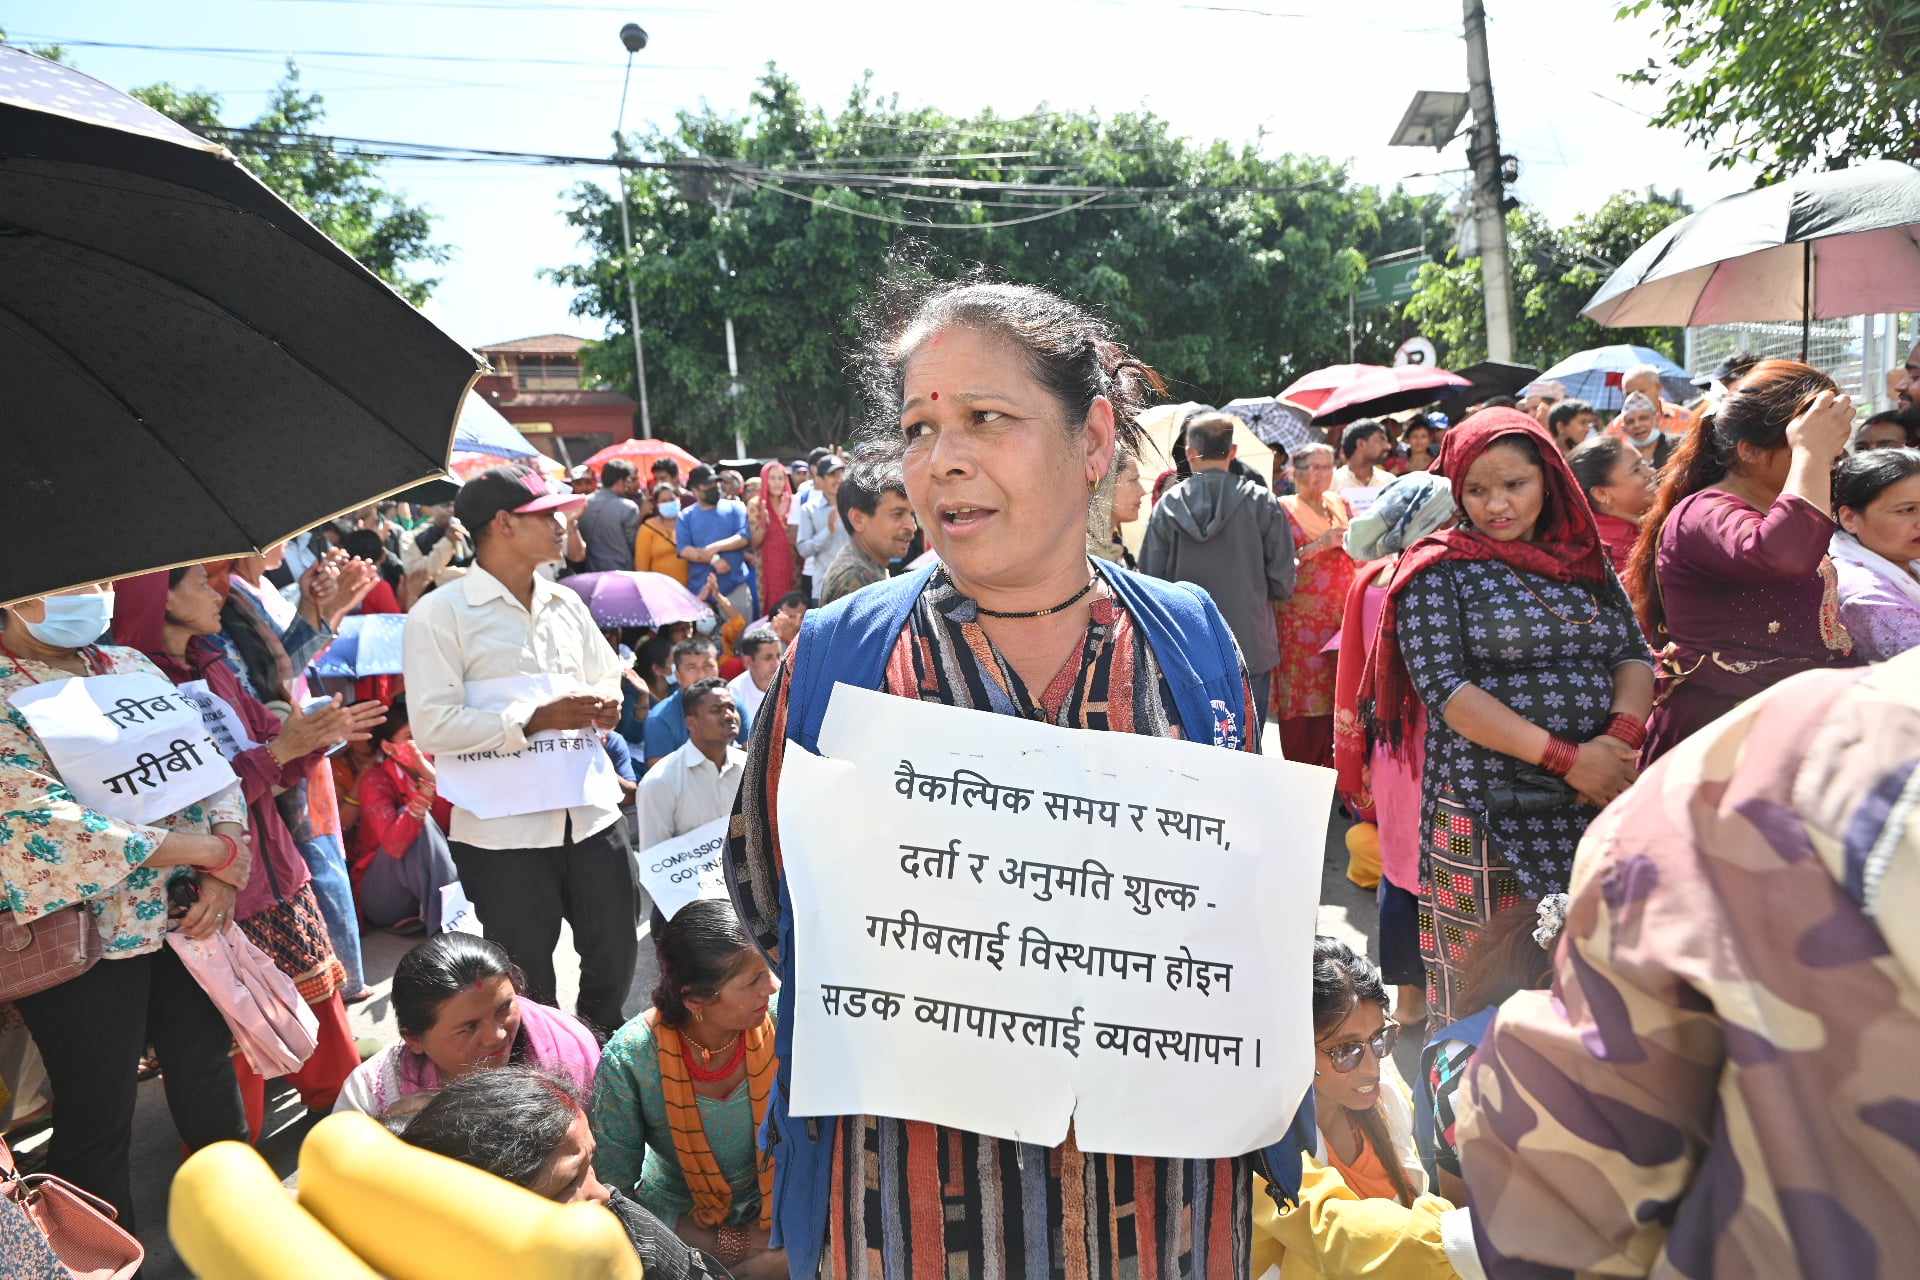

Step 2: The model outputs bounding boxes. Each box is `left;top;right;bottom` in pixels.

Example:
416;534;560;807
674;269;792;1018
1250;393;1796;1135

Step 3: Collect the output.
474;333;593;356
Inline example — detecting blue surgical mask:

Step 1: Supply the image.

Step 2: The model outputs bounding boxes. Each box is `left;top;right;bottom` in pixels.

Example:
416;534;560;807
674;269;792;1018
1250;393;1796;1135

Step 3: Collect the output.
657;500;681;519
24;591;115;649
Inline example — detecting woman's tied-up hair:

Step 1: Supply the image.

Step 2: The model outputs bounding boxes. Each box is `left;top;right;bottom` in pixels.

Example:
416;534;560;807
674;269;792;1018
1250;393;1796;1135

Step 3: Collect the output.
850;252;1166;479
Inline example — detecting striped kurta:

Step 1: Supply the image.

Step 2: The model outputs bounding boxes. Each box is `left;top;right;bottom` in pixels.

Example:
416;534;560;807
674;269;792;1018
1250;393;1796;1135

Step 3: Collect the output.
726;570;1257;1279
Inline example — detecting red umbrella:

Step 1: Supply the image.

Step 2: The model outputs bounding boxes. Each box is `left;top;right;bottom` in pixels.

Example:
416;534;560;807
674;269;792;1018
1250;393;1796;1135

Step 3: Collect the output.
1305;365;1470;426
1276;364;1382;414
583;437;703;479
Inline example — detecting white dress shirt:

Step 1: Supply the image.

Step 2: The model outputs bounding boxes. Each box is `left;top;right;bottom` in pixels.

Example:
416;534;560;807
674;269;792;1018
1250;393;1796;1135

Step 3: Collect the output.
636;738;747;851
403;564;625;850
727;668;770;727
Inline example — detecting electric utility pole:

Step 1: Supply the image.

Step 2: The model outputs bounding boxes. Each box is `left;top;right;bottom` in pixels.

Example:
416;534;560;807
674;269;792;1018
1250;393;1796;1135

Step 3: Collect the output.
1463;0;1516;362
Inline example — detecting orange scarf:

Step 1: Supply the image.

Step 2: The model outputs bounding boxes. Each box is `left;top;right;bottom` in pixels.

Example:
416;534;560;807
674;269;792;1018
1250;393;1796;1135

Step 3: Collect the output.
648;1011;776;1230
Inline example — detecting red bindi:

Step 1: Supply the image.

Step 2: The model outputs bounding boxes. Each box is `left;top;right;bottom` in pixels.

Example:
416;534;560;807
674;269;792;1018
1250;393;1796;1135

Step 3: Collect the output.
930;391;939;401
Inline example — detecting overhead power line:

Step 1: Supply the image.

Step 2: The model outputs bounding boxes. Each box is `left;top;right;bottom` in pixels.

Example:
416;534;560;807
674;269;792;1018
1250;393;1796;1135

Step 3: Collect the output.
9;35;730;70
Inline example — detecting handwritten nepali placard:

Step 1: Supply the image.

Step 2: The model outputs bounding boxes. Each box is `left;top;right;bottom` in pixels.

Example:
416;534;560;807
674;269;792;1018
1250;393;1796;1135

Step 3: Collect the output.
776;683;1332;1158
434;674;623;821
637;817;729;920
8;672;239;825
175;680;261;760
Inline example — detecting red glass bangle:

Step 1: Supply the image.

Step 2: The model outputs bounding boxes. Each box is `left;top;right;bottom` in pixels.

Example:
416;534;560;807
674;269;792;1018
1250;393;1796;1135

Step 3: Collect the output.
209;834;242;875
1603;713;1647;751
1538;735;1579;778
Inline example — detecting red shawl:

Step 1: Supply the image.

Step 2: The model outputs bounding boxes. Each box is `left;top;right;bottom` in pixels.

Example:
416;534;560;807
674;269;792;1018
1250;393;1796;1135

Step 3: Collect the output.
757;462;798;608
1361;409;1614;743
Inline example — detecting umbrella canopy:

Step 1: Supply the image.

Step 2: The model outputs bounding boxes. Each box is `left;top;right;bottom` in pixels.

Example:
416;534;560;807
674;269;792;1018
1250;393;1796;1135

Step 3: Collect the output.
449;450;564;482
582;436;703;481
1219;397;1318;455
0;47;482;605
1529;345;1694;414
453;391;540;459
1582;160;1920;333
1276;363;1381;414
390;476;461;508
308;614;406;678
559;571;712;629
1305;364;1470;426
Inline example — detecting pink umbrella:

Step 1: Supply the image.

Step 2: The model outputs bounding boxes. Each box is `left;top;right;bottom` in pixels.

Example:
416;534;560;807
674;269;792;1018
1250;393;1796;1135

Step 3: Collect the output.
1277;364;1382;415
559;571;712;628
1298;365;1471;426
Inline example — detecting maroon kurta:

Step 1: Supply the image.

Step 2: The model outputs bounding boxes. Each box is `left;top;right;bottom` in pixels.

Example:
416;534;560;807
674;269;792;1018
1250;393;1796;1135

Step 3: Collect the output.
1642;489;1856;764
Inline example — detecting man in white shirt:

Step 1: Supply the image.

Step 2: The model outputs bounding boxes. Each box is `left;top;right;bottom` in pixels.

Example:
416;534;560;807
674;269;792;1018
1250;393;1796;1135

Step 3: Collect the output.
403;465;637;1036
726;625;783;727
1331;419;1393;518
637;679;746;849
792;455;850;602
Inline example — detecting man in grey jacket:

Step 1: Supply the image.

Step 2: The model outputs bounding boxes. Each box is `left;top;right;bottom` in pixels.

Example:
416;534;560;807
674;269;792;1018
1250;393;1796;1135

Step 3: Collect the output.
1138;412;1295;749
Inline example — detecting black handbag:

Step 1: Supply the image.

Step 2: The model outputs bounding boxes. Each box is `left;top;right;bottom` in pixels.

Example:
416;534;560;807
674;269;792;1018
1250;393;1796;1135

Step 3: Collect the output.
1483;768;1578;816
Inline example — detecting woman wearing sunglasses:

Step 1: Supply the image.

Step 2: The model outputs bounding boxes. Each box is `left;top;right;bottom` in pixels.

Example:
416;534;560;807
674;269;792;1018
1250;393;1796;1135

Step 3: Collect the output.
1251;938;1484;1278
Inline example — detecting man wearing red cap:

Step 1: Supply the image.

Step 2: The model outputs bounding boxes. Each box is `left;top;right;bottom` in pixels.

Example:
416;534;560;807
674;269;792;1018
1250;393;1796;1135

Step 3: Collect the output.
402;465;636;1035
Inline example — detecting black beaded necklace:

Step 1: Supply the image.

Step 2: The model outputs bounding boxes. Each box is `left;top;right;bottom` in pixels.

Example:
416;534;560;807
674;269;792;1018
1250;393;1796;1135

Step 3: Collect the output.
974;574;1098;620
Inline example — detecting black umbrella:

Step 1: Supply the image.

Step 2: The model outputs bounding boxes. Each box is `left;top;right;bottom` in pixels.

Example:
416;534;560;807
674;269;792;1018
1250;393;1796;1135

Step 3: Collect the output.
1435;360;1541;420
0;47;482;603
392;476;462;508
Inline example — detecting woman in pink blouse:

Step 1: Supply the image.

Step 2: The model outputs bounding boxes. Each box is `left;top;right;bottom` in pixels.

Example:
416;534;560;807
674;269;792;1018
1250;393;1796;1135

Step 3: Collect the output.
1626;360;1860;765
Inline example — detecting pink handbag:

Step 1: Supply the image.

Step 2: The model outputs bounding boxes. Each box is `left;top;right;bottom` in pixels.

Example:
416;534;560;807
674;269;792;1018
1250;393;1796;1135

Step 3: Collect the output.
0;906;101;1003
166;923;319;1077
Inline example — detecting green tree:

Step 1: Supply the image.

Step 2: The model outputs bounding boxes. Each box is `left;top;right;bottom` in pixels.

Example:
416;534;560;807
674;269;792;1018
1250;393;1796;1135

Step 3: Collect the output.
1402;191;1691;369
551;68;1449;454
132;66;447;305
1621;0;1920;182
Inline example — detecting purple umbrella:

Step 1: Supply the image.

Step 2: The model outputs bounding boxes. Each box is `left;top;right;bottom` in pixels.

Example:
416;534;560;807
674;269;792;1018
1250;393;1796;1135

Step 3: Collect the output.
560;571;713;628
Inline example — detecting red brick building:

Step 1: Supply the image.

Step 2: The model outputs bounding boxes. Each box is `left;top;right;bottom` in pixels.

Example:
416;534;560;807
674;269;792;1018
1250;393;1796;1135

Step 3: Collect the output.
473;334;637;465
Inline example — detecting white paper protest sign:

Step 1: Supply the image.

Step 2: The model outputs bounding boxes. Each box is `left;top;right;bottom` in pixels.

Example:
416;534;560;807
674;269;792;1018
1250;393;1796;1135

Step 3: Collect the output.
439;881;483;936
175;680;261;760
776;683;1330;1158
434;674;623;821
637;817;729;919
8;673;238;826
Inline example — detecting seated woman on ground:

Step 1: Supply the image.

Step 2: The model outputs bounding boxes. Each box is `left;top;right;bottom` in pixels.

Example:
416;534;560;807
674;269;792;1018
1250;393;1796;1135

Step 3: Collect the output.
334;933;600;1117
1252;937;1483;1279
590;899;784;1279
402;1066;729;1279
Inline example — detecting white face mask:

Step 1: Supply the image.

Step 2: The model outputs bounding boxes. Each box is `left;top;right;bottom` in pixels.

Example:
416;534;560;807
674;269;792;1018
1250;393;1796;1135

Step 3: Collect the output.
23;591;116;649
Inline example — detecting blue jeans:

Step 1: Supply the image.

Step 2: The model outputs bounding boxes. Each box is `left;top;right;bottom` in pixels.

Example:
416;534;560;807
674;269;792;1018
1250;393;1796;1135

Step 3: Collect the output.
300;833;366;994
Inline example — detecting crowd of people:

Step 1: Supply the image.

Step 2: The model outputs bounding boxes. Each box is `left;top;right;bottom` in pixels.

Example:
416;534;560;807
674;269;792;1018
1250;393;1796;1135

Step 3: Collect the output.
1;266;1917;1279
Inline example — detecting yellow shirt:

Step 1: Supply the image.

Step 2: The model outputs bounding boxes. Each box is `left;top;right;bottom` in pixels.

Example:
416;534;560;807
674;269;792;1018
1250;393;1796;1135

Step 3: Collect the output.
633;520;689;586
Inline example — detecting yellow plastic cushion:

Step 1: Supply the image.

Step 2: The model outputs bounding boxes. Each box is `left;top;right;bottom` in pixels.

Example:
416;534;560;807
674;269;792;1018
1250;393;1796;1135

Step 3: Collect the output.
296;1111;643;1280
170;1141;381;1279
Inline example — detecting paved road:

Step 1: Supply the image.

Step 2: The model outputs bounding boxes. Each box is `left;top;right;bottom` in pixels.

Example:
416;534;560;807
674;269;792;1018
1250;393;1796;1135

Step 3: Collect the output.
103;731;1392;1276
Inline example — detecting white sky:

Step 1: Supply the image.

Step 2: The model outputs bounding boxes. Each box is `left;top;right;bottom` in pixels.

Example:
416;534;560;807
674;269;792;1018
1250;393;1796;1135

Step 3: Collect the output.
10;0;1761;350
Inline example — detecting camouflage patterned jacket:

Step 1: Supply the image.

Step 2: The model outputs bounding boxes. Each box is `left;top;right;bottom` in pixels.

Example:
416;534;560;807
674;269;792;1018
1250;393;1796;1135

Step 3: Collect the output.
1456;647;1920;1277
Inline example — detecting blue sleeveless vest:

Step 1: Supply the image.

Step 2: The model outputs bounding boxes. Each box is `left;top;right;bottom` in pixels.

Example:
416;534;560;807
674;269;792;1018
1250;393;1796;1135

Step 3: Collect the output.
761;559;1316;1277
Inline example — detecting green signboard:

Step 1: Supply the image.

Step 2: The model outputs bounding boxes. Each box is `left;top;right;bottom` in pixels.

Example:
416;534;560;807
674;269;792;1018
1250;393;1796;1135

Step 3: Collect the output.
1354;255;1428;309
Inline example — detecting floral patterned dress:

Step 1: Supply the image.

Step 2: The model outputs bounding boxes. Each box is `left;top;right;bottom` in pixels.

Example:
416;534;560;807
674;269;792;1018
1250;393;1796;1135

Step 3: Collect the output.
1271;493;1355;719
0;645;245;957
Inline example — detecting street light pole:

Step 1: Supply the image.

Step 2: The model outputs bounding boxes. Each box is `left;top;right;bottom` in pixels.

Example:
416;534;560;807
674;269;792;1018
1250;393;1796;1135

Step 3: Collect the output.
1462;0;1516;363
614;24;652;439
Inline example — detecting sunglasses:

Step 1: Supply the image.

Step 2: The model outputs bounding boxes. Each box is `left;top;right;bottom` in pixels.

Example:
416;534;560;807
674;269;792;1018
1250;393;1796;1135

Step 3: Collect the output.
1318;1022;1399;1073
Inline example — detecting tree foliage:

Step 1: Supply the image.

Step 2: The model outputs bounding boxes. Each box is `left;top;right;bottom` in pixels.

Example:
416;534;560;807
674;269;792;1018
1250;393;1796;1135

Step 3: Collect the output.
1621;0;1920;182
132;67;448;306
551;68;1451;454
1401;191;1691;369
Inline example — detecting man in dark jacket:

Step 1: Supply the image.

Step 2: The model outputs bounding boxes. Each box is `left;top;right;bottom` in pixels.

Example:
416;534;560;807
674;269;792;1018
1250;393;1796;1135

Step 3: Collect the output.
1138;411;1295;749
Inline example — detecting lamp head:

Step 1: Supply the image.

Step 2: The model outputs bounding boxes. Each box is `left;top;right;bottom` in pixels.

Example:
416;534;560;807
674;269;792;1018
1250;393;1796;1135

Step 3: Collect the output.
620;23;648;53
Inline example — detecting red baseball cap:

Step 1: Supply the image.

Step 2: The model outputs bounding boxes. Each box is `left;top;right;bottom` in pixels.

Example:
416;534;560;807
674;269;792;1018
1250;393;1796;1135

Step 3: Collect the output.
454;464;587;530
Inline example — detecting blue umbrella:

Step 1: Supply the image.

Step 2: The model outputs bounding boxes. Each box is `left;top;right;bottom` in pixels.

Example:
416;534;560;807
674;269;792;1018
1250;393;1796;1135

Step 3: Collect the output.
1526;345;1695;414
309;614;406;678
452;390;539;459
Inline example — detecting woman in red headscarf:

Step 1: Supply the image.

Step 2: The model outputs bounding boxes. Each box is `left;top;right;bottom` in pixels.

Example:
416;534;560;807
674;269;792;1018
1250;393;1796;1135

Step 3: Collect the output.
753;461;798;612
1360;409;1653;1020
111;567;385;1131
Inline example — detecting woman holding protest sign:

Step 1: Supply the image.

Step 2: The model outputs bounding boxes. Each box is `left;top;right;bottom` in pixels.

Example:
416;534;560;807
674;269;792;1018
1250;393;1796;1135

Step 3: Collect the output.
0;581;253;1232
1361;410;1653;1021
592;900;783;1278
723;265;1311;1279
114;566;383;1129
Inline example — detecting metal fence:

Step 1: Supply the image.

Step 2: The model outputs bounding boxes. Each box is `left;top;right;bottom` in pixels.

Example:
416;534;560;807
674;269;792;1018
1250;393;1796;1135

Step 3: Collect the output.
1684;314;1916;412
